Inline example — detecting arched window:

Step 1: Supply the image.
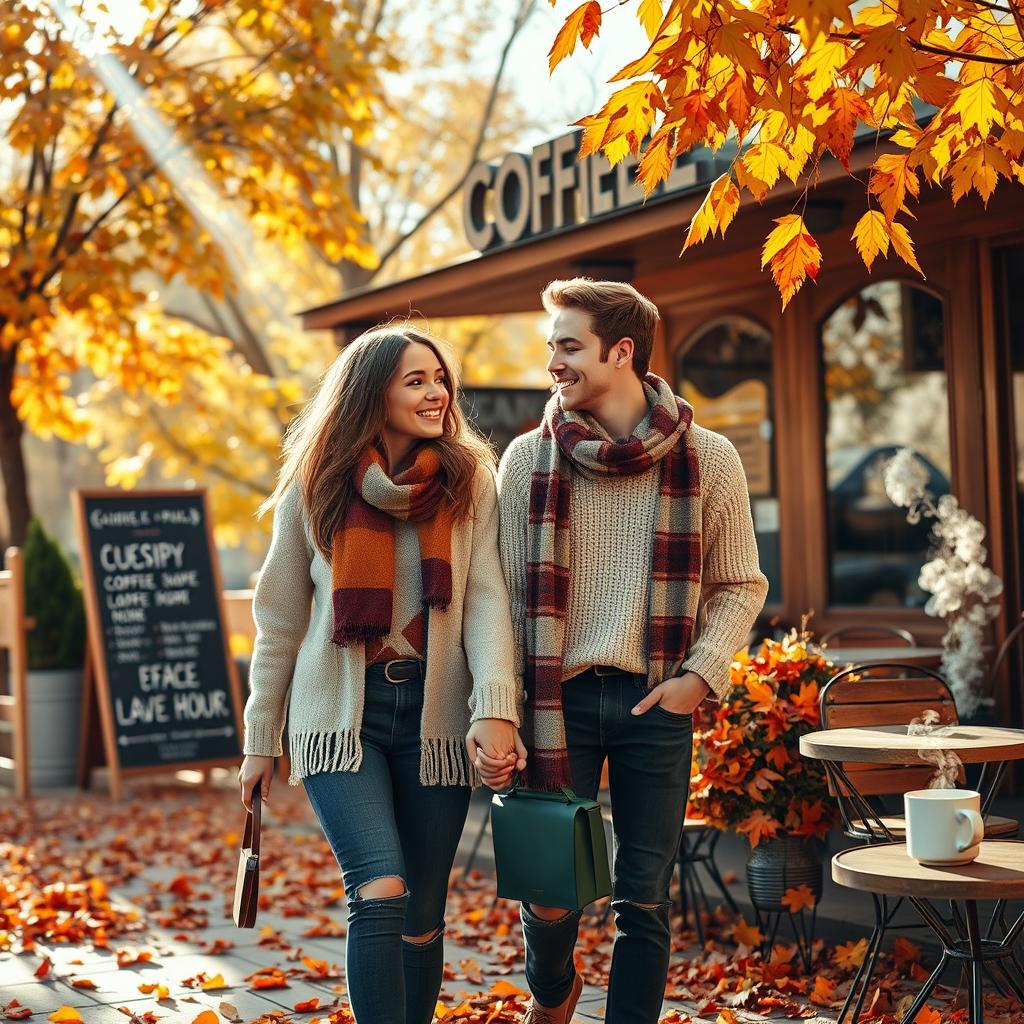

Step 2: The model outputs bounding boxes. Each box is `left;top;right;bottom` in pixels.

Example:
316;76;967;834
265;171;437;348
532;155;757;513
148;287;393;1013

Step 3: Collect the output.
820;281;951;607
677;317;780;603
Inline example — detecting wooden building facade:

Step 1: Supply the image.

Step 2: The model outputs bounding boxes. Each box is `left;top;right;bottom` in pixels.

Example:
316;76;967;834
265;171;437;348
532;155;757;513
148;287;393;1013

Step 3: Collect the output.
300;129;1024;723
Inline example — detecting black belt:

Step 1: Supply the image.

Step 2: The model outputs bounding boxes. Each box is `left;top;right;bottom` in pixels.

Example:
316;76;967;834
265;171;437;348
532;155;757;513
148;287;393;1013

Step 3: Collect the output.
591;665;640;679
366;659;424;684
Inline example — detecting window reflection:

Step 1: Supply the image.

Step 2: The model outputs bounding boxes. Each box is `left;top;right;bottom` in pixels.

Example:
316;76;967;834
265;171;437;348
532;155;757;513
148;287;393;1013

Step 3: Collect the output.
677;317;780;603
821;281;950;607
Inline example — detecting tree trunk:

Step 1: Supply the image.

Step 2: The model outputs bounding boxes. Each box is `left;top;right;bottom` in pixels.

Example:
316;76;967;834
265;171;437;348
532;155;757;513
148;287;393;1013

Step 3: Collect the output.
0;343;32;548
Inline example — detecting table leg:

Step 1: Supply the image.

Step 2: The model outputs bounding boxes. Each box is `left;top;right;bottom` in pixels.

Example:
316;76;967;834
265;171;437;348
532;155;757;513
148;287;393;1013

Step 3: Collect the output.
965;901;985;1024
898;953;949;1024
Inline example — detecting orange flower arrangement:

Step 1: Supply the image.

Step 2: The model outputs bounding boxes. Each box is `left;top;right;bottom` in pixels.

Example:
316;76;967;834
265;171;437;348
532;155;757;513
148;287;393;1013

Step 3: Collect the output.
688;628;839;847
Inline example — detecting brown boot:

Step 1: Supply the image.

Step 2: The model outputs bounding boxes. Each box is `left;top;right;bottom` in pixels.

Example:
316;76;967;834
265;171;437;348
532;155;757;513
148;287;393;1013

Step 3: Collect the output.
521;972;584;1024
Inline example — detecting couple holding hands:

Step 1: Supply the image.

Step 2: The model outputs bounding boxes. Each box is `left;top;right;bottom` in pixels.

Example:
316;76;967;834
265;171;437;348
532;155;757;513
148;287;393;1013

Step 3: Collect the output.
237;279;768;1024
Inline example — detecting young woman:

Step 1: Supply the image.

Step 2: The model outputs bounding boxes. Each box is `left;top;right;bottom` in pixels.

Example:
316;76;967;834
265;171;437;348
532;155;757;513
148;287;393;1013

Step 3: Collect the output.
238;325;526;1024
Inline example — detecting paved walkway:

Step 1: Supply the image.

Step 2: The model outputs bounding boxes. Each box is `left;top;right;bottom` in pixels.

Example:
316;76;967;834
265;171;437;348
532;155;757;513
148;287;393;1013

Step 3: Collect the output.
4;776;1022;1022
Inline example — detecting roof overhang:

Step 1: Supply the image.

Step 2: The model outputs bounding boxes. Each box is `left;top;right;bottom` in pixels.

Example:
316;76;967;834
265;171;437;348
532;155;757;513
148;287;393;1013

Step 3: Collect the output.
300;137;891;333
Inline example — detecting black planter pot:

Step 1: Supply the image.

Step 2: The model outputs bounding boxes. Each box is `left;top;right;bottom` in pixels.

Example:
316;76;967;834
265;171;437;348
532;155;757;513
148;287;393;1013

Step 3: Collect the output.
745;834;824;913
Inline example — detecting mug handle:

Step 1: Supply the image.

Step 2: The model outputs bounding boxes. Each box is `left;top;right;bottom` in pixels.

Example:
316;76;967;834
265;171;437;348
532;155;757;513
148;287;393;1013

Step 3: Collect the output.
955;808;985;852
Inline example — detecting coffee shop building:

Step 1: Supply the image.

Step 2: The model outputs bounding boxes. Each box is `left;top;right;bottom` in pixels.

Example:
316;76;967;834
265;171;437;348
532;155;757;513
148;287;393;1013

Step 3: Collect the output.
300;127;1024;722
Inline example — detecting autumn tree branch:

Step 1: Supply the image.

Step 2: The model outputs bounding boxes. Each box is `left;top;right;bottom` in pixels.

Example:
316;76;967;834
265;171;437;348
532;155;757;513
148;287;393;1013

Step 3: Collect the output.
369;0;538;278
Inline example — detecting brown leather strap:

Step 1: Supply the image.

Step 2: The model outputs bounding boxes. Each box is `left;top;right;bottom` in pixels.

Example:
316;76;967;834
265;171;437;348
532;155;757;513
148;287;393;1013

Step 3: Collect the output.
244;785;261;856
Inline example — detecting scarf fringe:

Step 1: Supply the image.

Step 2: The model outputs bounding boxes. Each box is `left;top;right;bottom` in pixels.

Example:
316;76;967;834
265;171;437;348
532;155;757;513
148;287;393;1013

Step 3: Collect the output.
288;729;362;785
287;730;477;789
420;735;474;787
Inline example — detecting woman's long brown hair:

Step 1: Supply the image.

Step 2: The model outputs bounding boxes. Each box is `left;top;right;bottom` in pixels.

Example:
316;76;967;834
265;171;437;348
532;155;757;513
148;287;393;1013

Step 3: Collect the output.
260;325;495;561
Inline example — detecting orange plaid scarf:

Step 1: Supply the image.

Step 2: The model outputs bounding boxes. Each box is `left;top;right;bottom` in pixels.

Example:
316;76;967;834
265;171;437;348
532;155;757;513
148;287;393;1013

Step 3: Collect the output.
330;445;453;647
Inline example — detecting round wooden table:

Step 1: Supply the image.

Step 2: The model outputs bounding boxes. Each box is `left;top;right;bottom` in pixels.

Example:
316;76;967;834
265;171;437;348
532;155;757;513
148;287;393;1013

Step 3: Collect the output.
823;645;945;666
800;723;1024;766
833;842;1024;1022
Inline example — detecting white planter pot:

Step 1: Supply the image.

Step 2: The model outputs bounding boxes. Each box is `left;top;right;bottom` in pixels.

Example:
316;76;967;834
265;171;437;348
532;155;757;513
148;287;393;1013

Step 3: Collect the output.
27;667;83;788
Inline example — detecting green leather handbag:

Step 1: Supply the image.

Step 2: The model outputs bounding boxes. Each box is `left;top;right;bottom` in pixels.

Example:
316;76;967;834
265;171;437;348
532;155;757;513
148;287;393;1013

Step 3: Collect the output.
490;784;612;911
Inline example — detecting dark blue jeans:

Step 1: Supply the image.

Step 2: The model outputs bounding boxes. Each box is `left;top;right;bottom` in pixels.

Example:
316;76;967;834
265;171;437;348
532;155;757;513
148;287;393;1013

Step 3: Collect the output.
303;671;471;1024
521;669;693;1024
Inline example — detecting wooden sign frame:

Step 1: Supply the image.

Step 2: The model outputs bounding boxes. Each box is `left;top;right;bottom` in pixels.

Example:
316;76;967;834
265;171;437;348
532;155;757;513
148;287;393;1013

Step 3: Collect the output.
73;489;245;801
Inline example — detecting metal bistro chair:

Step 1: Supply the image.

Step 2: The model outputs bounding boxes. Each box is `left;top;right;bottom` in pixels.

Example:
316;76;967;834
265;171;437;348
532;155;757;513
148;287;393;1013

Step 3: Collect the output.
819;624;918;647
819;662;1018;1024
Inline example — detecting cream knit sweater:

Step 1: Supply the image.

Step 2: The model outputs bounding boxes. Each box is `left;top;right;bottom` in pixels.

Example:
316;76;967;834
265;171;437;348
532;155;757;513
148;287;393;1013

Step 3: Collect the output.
242;466;521;786
497;421;769;701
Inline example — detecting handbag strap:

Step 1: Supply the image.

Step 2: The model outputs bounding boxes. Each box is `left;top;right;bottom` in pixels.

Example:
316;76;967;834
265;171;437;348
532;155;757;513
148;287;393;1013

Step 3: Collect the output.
243;786;262;856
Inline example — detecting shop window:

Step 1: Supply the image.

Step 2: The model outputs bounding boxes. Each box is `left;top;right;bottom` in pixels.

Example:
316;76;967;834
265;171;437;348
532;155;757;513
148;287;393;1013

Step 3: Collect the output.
677;317;780;603
820;281;950;607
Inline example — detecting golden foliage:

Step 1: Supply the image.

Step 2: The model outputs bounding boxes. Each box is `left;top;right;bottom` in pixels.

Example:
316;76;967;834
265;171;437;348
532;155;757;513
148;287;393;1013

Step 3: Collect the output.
548;0;1024;304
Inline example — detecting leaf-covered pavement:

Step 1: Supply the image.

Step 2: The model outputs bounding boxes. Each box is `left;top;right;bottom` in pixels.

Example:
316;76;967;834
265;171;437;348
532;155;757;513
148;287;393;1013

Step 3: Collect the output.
1;782;1018;1023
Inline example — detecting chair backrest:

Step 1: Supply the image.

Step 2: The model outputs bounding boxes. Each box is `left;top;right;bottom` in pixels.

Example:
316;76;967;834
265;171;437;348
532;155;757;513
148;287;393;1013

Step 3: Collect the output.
222;589;256;648
0;547;29;799
819;624;918;647
986;613;1024;700
819;661;959;797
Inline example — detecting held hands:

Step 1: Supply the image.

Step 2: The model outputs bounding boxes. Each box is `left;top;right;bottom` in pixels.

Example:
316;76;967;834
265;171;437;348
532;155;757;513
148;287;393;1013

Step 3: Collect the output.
631;671;710;717
238;754;275;811
466;718;527;791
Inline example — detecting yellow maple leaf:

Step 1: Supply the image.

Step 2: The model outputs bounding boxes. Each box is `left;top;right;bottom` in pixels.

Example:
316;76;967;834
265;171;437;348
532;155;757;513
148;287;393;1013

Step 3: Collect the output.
638;0;663;42
852;210;891;271
761;214;805;267
637;129;675;196
548;1;602;73
742;142;787;191
599;80;666;152
833;937;870;969
869;152;921;221
950;143;1012;204
682;172;741;250
47;1011;82;1024
200;972;227;990
888;220;923;276
767;228;822;309
952;77;1004;137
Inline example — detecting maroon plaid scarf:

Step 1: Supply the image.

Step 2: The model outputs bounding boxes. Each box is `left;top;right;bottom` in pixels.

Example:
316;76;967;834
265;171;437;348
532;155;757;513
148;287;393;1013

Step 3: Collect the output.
330;445;453;647
525;373;701;789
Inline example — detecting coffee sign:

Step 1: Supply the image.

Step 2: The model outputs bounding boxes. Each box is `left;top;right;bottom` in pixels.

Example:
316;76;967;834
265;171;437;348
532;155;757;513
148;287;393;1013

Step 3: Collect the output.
462;129;716;252
74;490;243;799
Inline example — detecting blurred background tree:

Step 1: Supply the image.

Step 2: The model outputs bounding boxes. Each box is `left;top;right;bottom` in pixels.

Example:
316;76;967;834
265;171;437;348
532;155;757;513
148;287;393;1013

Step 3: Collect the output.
0;0;389;547
15;0;558;561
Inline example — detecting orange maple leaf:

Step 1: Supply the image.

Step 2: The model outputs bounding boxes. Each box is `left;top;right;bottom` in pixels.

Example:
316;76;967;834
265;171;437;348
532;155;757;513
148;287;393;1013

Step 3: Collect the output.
731;917;764;947
809;975;836;1006
740;808;781;847
781;884;817;913
833;937;869;970
548;1;601;72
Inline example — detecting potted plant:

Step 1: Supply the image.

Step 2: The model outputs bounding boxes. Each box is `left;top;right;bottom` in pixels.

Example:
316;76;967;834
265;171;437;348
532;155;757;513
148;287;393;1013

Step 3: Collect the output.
23;518;87;787
689;627;838;916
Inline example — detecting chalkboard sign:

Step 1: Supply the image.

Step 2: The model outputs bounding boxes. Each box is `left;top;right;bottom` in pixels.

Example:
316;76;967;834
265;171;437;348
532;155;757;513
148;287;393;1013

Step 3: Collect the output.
73;490;243;798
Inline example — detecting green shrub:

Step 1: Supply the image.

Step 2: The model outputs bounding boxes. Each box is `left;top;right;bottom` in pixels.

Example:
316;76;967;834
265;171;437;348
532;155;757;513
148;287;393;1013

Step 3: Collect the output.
22;518;86;671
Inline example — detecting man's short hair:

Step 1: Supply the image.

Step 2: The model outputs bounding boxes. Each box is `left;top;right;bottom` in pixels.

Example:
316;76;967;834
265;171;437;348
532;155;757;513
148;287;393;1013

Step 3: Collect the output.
541;277;660;379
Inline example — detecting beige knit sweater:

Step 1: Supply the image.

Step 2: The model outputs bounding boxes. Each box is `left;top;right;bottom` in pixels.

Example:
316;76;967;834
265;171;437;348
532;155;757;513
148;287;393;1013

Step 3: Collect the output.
497;421;769;701
242;465;521;786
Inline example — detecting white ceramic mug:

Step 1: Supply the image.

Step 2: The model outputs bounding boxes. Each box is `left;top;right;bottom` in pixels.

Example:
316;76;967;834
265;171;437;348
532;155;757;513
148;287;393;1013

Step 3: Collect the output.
904;788;985;865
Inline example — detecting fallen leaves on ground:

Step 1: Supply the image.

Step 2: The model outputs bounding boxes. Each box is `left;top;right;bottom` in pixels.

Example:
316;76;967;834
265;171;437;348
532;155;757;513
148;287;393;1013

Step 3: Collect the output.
1;785;1020;1024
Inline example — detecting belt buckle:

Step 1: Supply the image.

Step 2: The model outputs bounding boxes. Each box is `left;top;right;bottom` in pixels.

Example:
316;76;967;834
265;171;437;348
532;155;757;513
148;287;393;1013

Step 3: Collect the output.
384;659;415;684
593;665;620;677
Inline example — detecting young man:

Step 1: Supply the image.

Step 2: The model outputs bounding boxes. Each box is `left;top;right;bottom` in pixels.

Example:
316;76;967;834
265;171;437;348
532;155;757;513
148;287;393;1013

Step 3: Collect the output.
483;279;768;1024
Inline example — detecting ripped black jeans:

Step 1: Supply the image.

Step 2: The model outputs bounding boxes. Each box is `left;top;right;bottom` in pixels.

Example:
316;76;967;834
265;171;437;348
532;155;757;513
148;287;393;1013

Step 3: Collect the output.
521;669;693;1024
304;671;471;1024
